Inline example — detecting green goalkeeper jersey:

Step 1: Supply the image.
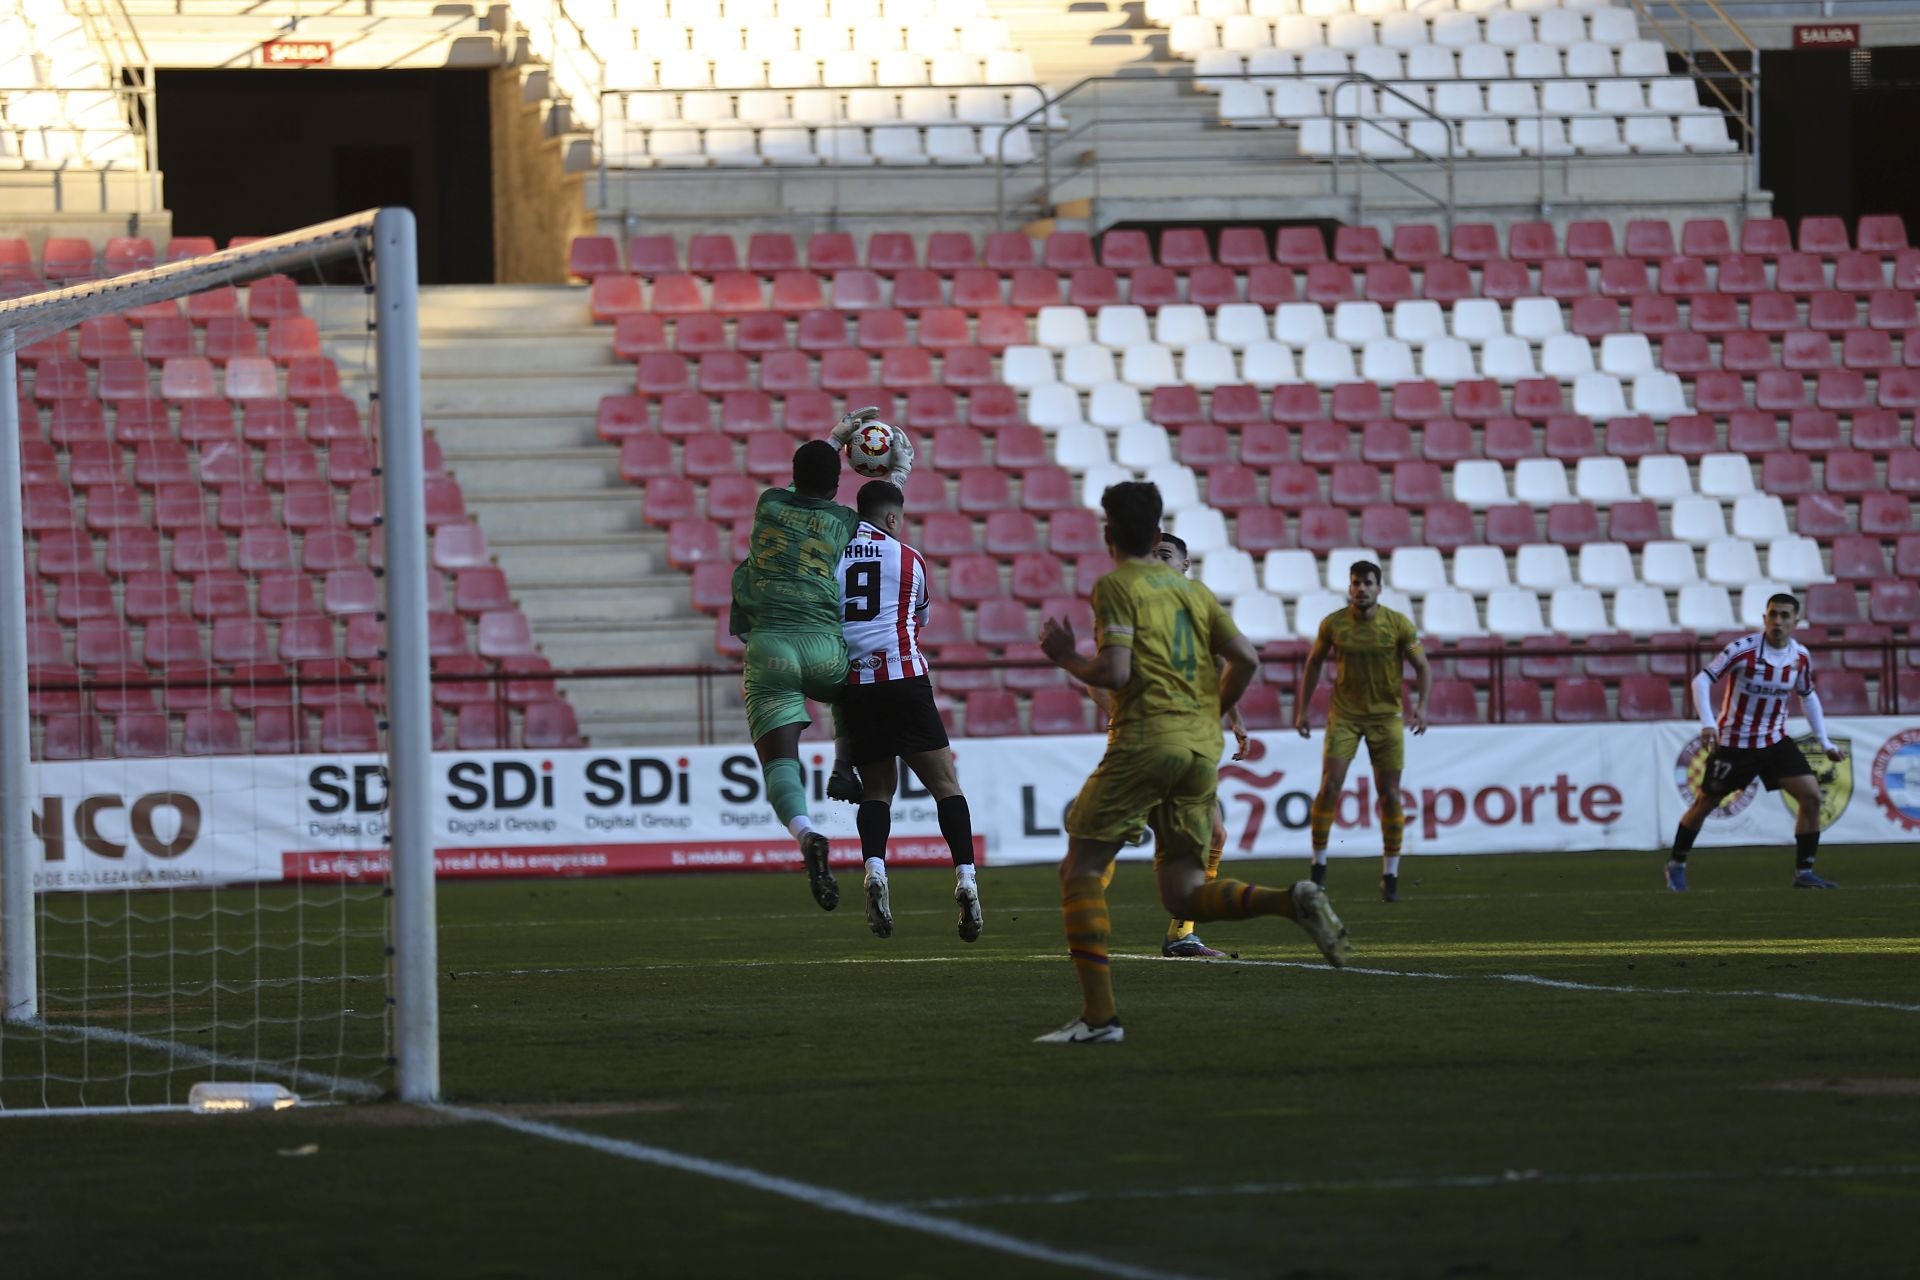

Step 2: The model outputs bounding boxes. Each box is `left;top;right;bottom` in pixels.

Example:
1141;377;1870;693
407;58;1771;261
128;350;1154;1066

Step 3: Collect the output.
729;487;862;635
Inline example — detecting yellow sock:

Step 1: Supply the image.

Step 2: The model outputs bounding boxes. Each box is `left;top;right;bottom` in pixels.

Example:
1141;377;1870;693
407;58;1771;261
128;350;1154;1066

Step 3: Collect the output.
1063;874;1117;1025
1380;795;1406;858
1187;878;1294;921
1165;828;1226;942
1309;797;1335;855
1099;861;1116;892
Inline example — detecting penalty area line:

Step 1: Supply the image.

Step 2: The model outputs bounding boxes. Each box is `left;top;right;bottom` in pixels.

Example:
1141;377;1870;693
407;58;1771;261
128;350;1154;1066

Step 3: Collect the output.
1114;954;1920;1015
435;1104;1213;1280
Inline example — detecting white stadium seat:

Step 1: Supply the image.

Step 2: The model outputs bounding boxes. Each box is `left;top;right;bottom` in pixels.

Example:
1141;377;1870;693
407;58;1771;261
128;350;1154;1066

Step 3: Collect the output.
1703;538;1762;586
1576;541;1636;591
1631;372;1688;421
1294;591;1348;640
1697;452;1755;499
1487;587;1550;637
1451;299;1507;344
1574;456;1634;505
1634;454;1693;503
1115;422;1173;469
1215;304;1271;349
1264;550;1323;599
1731;494;1789;542
1515;543;1574;592
1333;302;1389;346
1174;507;1230;558
1513;458;1572;506
1640;540;1700;588
1200;548;1258;601
1275;303;1330;346
1549;586;1610;637
1452;459;1510;508
1669;495;1728;545
1181;342;1239;389
1241;342;1296;387
1452;545;1512;595
1025;384;1084;429
1000;345;1055;389
1613;584;1673;634
1389;546;1448;597
1392;301;1447;345
1060;343;1117;390
1121;342;1177;388
1766;536;1832;585
1054;424;1112;471
1422;588;1486;640
1155;305;1212;351
1678;584;1735;632
1099;306;1152;349
1231;591;1290;643
1509;297;1565;342
1089;382;1146;429
1036;306;1091;350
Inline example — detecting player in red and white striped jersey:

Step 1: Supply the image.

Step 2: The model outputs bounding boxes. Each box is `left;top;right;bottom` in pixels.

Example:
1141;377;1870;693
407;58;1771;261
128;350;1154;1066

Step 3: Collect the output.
831;481;982;943
1666;592;1847;891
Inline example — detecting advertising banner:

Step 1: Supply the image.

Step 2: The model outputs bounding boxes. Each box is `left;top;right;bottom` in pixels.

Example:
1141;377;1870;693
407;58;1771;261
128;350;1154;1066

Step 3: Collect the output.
1650;717;1920;848
26;720;1920;892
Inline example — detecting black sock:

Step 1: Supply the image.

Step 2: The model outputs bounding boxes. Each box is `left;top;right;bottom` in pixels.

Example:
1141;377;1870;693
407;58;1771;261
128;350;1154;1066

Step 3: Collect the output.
1795;831;1818;870
1309;863;1326;885
936;794;975;867
1671;820;1701;863
857;801;891;864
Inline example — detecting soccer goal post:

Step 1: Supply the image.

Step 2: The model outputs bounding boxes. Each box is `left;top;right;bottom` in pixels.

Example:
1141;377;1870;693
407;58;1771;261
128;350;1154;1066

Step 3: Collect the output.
0;207;438;1111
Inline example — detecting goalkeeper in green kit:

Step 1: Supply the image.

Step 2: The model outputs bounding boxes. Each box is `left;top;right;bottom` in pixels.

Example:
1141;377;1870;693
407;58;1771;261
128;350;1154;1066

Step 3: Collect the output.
730;408;914;911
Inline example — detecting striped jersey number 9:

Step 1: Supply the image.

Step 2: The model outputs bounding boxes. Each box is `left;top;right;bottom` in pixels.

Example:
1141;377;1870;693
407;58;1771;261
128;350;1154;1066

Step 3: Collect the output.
844;561;881;622
1171;609;1199;682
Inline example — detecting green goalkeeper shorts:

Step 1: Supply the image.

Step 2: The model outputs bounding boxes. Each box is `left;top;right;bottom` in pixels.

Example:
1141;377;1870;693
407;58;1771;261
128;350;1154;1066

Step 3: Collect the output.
741;629;849;742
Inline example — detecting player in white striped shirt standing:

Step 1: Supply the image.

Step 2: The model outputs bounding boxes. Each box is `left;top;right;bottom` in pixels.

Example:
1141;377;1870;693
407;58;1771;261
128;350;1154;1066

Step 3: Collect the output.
1666;592;1847;891
834;480;983;942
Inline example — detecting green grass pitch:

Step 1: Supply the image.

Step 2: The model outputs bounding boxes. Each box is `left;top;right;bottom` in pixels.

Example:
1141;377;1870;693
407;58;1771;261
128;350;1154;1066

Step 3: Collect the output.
6;845;1917;1279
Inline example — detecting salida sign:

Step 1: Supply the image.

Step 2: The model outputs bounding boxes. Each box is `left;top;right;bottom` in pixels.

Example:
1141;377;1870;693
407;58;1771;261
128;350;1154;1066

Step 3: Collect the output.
1793;24;1860;48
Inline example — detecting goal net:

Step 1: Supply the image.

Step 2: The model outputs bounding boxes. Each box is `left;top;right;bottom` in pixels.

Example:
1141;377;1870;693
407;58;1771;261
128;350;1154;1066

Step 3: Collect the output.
0;209;439;1114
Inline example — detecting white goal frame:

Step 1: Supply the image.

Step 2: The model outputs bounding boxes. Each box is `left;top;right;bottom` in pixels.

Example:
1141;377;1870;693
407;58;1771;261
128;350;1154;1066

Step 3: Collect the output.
0;207;440;1105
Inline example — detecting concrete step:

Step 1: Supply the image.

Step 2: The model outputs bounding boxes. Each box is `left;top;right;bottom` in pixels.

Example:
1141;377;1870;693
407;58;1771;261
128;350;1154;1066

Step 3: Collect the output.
535;616;717;667
461;489;652;538
420;334;624;377
512;577;691;626
421;370;634;417
442;449;626;496
431;415;601;452
490;534;672;582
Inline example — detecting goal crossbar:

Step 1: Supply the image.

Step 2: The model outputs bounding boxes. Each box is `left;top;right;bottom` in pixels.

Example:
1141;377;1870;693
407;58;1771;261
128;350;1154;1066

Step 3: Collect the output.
0;206;439;1106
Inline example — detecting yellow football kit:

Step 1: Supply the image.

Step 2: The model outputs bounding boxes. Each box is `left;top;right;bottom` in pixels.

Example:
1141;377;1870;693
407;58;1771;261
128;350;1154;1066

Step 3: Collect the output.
1065;560;1239;868
1315;605;1421;771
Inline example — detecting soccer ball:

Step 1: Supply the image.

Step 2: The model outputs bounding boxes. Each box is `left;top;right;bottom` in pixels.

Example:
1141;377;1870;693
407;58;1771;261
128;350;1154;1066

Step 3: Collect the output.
846;420;898;479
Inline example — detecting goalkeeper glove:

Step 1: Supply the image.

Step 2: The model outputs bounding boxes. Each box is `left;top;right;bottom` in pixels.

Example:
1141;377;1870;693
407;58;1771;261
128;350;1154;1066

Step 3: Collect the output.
829;405;882;445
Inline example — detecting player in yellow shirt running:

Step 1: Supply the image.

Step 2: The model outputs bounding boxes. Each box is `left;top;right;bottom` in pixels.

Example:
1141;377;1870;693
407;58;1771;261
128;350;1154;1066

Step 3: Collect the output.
1035;481;1350;1045
1295;559;1431;902
1084;532;1247;958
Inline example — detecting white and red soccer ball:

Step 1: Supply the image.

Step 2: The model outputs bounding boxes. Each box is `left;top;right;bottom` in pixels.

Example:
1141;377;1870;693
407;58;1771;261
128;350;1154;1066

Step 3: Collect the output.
846;420;898;479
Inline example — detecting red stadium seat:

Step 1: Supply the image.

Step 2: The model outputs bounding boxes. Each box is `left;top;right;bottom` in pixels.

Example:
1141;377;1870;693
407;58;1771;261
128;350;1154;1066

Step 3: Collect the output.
1297;505;1350;553
1639;299;1689;341
1047;509;1104;556
1246;264;1298;306
984;509;1043;557
1889;450;1920;492
1275;226;1328;266
1569;296;1623;338
1483;417;1541;461
1551;678;1610;723
1496;680;1548;724
924;232;978;275
1334;225;1385;265
1870;579;1920;626
1681;218;1733;259
1565;220;1617;262
1304;263;1357;306
1861;492;1915;536
1598;258;1652;298
1029;687;1092;735
1539;258;1590;299
1219;227;1270;267
1618;674;1677;721
1426;679;1481;725
1831;534;1889;580
522;701;584;748
1019;466;1077;512
1010;553;1068;602
1391;224;1444;264
974;598;1029;647
1159;228;1212;270
1858;214;1909;253
1485;504;1540;550
865;232;918;276
769;271;826;313
1421;501;1475;551
962;689;1022;737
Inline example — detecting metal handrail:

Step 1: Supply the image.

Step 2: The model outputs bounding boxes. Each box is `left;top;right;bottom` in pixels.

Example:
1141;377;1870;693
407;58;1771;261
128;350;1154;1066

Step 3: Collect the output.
997;67;1757;228
1327;74;1456;234
597;79;1049;216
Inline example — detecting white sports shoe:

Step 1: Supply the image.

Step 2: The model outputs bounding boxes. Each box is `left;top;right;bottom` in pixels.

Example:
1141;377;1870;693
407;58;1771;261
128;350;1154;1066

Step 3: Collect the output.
864;875;893;939
955;878;983;943
1291;880;1351;968
1034;1017;1124;1045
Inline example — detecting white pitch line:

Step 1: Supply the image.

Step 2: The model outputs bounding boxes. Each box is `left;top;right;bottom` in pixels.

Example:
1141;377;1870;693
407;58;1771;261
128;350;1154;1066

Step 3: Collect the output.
449;950;1920;1016
908;1162;1920;1210
434;1104;1212;1280
1110;953;1920;1015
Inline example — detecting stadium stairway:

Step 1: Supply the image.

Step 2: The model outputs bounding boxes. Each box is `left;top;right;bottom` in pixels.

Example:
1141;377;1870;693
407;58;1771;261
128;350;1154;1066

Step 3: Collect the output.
357;284;728;744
